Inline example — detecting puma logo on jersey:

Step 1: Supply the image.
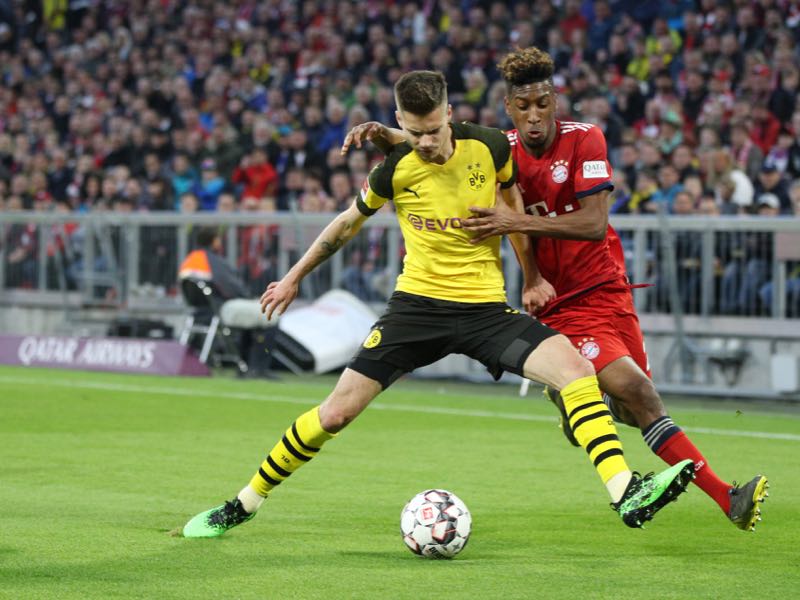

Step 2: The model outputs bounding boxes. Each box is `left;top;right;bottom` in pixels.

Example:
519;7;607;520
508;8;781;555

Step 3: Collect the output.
403;186;421;198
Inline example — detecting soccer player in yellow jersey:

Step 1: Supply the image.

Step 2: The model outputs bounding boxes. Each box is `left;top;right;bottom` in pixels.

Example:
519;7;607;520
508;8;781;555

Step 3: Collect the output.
182;71;694;539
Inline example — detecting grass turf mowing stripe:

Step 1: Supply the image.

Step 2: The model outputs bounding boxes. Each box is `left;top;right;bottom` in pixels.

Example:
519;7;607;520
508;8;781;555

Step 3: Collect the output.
2;373;798;442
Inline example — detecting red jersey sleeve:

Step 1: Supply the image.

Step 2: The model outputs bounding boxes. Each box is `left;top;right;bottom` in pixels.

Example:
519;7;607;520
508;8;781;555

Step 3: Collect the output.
573;126;614;199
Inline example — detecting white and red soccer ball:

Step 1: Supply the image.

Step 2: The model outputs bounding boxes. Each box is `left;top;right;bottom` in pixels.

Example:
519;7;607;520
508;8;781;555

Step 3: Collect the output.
400;489;471;559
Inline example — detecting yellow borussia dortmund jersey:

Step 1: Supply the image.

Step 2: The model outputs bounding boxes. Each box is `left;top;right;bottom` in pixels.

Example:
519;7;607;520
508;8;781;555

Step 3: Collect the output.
357;122;517;302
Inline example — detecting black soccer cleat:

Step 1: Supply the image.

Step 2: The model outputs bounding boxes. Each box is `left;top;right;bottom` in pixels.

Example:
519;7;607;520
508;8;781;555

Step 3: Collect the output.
182;498;255;538
728;475;769;532
612;460;696;528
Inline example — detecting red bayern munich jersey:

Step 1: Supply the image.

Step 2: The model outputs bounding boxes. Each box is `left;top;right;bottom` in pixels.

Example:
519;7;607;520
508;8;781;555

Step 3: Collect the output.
507;121;627;313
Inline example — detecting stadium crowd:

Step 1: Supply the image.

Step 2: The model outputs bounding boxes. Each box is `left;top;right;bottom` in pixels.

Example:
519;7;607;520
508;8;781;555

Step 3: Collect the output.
1;0;799;315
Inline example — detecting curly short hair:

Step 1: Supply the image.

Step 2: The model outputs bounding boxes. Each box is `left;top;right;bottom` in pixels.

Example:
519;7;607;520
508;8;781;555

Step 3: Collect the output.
394;70;447;115
497;47;554;89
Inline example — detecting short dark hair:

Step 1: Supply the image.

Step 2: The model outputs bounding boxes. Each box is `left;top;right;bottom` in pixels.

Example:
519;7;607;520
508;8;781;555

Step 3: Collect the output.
498;47;554;90
394;71;447;115
196;226;220;249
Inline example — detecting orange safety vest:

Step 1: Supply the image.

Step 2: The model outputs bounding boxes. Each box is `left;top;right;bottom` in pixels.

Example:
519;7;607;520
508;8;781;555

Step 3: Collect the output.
178;249;212;281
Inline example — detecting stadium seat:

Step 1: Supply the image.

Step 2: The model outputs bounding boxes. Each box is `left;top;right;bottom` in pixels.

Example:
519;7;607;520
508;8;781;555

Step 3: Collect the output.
178;277;248;373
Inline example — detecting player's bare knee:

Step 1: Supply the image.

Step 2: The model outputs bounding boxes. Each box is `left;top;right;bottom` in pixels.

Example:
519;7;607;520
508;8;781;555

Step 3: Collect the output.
318;400;355;433
574;352;595;377
526;334;596;389
319;386;363;432
608;400;639;428
615;376;666;425
319;410;351;433
553;335;594;378
560;354;595;386
618;375;661;408
318;370;380;433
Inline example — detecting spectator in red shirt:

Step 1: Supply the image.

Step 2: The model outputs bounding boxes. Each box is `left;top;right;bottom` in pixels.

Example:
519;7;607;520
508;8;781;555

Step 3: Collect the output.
560;0;588;45
232;147;278;200
749;102;781;155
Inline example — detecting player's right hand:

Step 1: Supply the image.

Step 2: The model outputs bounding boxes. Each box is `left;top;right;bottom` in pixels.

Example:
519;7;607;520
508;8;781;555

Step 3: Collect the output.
522;277;556;315
341;122;386;154
260;279;299;321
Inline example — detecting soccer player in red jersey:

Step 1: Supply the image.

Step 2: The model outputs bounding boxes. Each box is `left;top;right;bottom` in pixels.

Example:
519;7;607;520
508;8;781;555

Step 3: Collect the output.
461;47;768;531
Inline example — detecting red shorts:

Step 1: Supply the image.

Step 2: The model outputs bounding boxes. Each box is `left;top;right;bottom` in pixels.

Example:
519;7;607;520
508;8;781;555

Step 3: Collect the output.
538;282;651;376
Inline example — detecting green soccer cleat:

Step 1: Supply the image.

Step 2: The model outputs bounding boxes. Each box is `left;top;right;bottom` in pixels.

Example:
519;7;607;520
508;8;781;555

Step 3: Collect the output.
543;386;580;447
728;475;769;532
182;498;255;538
612;459;696;528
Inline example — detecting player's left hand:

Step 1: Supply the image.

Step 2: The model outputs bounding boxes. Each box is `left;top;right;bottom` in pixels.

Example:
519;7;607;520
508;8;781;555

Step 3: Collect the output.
341;122;387;155
522;277;556;315
260;278;299;321
463;200;518;243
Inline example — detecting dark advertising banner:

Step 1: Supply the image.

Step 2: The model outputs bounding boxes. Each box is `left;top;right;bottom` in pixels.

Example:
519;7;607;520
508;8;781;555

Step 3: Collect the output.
0;335;210;376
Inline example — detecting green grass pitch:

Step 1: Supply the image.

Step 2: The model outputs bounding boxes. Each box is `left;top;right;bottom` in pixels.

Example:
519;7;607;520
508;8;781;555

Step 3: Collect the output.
1;364;798;599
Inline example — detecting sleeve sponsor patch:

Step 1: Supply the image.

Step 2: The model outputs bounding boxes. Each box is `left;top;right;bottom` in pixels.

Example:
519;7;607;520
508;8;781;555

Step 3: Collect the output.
359;178;370;201
582;161;609;178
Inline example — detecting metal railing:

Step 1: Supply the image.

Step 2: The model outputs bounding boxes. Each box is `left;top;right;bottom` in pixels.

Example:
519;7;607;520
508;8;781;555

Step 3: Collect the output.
3;210;799;397
1;211;798;320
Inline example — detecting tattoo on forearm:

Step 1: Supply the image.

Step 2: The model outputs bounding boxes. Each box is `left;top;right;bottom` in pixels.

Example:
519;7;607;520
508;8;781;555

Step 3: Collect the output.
311;218;357;269
320;237;345;258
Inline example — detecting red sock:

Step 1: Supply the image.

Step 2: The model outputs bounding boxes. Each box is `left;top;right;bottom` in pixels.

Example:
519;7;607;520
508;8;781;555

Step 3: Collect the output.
656;431;732;514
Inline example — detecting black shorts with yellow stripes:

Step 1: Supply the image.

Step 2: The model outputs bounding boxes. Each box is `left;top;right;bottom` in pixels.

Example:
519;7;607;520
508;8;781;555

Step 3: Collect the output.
348;291;559;389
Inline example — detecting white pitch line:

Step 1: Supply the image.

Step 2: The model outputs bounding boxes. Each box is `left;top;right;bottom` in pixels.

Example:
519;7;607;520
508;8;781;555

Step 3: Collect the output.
1;375;799;442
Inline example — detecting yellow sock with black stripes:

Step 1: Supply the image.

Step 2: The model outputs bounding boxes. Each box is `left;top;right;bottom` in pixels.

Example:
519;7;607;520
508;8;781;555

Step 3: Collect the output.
560;376;632;502
239;406;336;512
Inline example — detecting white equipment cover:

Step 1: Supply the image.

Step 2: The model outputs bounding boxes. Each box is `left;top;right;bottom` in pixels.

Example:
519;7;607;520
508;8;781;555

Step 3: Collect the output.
277;289;378;373
220;298;275;329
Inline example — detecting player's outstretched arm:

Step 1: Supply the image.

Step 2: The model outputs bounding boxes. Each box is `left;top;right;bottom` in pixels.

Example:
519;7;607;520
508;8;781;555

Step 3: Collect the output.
464;183;530;243
465;189;610;242
341;122;404;155
498;185;556;314
260;201;369;319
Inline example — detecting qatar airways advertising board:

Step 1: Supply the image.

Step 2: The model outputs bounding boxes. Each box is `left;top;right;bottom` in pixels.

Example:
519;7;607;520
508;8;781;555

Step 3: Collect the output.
0;335;209;376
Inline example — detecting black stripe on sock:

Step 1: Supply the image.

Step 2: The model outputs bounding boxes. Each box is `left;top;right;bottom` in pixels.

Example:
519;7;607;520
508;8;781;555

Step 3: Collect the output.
651;427;681;453
571;409;612;432
567;400;605;421
593;448;624;467
282;435;311;462
292;422;320;452
585;433;620;456
258;467;281;487
642;415;671;438
267;455;291;478
644;422;682;453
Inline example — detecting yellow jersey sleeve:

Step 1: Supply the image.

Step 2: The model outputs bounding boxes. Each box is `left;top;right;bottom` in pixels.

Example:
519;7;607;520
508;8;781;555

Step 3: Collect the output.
480;124;516;188
451;122;516;188
356;144;414;216
497;150;516;188
356;171;388;216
